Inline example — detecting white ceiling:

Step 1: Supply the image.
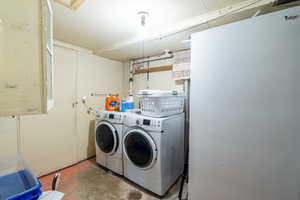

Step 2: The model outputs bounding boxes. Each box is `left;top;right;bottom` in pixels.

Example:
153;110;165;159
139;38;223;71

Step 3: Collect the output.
52;0;300;61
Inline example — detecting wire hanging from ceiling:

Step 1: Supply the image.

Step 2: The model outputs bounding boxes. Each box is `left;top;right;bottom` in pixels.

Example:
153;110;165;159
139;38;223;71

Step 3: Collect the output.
138;11;150;89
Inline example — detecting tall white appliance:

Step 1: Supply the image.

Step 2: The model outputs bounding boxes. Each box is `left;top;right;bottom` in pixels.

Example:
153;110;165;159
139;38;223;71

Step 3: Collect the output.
190;6;300;200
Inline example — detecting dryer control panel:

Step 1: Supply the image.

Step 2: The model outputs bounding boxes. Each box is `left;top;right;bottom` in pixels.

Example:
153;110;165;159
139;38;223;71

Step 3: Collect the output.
135;117;163;132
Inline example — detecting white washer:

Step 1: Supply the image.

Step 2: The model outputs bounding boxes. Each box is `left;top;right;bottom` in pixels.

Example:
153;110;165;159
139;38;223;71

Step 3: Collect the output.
95;110;124;175
123;113;185;196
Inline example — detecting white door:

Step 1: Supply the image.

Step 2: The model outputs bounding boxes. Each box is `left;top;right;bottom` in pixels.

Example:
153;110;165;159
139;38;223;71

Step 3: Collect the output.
190;6;300;200
21;46;77;176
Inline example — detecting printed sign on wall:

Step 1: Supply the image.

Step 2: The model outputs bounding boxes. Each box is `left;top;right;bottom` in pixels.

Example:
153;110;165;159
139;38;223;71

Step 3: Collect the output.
173;50;191;80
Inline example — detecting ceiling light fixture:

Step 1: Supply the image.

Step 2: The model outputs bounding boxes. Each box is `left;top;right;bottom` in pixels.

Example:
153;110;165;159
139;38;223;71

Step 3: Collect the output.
137;11;149;28
137;11;150;37
137;11;150;88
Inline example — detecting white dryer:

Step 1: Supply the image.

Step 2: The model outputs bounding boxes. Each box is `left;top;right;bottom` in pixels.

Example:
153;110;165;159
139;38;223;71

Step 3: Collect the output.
123;113;185;196
95;110;124;175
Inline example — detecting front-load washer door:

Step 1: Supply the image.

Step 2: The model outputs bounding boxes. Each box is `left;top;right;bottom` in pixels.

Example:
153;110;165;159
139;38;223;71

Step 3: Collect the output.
96;121;118;156
123;129;157;170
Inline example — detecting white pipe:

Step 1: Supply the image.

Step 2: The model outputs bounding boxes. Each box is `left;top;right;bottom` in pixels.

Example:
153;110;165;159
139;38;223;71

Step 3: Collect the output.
132;51;173;65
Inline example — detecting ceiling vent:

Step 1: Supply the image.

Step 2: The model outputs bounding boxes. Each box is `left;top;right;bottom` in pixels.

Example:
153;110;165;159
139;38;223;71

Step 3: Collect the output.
54;0;86;10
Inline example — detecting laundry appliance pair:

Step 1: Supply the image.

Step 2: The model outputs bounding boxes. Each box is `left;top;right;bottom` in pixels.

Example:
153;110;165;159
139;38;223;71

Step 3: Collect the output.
95;110;185;196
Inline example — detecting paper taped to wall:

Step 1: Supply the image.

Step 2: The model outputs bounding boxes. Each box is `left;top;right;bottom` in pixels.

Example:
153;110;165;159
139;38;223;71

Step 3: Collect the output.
173;50;190;80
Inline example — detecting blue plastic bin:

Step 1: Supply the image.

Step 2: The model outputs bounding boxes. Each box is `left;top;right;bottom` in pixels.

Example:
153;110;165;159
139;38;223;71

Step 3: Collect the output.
0;169;42;200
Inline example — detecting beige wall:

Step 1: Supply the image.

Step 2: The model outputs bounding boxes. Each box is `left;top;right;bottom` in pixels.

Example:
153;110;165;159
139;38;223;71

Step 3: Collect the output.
0;118;17;158
20;46;78;175
123;58;185;102
76;52;124;160
0;43;123;176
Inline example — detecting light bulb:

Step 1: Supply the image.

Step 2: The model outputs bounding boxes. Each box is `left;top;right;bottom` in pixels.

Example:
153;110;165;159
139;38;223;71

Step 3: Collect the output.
137;11;150;38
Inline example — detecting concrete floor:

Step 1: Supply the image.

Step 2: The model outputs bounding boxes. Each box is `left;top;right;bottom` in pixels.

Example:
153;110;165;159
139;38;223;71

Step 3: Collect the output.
39;159;187;200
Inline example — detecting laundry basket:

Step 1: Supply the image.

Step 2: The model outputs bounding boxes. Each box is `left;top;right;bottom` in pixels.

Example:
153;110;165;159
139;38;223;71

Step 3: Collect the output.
0;156;42;200
138;90;185;117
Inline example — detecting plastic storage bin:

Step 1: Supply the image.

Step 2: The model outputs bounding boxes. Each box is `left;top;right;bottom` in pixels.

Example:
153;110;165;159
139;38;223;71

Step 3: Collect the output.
0;156;42;200
138;90;185;117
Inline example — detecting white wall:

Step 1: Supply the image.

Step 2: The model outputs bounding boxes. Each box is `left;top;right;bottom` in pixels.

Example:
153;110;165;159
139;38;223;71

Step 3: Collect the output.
0;42;124;176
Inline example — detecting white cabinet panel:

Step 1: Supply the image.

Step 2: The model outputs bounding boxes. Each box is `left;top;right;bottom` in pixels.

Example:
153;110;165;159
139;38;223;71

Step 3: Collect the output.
76;53;124;160
0;117;17;158
0;0;53;116
21;46;77;176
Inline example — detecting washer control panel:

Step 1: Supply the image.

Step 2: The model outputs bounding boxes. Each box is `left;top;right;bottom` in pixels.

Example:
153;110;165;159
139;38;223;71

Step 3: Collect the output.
96;111;123;123
104;113;123;123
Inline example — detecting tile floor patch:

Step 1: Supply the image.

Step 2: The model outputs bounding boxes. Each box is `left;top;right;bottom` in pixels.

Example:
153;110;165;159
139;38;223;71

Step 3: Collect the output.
127;190;143;200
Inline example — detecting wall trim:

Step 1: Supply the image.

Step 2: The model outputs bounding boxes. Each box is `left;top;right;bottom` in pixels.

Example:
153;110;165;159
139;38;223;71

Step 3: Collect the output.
54;40;93;54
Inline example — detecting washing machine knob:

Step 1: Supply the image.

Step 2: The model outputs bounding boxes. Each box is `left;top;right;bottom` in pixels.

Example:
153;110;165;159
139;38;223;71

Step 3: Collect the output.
136;119;140;125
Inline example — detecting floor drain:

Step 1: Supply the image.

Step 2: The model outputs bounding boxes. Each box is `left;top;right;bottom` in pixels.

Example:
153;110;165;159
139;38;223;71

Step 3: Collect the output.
127;190;143;200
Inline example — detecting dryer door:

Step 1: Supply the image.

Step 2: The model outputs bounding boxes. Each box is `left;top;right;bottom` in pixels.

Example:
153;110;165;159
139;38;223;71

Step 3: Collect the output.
96;121;118;155
123;129;157;170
